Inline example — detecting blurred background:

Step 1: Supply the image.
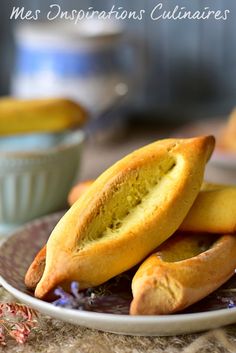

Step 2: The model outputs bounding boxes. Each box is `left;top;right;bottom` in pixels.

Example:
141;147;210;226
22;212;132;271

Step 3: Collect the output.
0;0;236;233
1;0;236;122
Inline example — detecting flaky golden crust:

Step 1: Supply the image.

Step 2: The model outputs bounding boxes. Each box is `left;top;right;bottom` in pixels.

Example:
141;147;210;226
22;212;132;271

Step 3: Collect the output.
24;246;46;290
130;233;236;315
25;180;93;290
34;136;215;299
180;183;236;233
26;182;236;291
68;181;236;234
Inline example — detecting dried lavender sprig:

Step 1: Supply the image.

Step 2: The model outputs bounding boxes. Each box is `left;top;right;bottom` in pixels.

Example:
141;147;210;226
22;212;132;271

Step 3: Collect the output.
216;295;236;309
228;300;235;309
52;281;96;309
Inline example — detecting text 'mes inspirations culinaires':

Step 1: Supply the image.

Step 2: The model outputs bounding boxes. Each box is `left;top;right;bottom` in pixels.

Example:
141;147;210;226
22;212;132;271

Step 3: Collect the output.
10;3;230;22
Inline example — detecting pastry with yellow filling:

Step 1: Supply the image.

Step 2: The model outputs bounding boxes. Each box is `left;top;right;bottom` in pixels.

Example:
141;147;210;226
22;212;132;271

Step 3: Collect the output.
32;136;214;298
130;232;236;315
27;178;236;292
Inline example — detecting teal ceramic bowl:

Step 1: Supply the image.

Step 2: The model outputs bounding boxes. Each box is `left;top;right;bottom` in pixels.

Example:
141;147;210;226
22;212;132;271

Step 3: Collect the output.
0;130;84;234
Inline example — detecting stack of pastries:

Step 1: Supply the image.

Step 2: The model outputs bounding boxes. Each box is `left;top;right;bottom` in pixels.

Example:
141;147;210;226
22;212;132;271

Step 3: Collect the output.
25;136;236;315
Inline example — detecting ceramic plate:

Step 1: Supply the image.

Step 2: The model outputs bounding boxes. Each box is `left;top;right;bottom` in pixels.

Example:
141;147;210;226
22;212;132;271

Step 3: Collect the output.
1;212;236;336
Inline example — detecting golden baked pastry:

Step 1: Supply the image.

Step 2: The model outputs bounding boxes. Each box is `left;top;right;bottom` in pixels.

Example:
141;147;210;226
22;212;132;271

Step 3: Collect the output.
180;182;236;233
68;181;236;234
26;181;236;291
25;246;46;291
31;136;214;298
130;232;236;315
28;181;236;289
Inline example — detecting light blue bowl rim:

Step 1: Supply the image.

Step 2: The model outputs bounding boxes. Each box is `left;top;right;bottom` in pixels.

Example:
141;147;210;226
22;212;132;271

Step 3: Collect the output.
0;129;85;159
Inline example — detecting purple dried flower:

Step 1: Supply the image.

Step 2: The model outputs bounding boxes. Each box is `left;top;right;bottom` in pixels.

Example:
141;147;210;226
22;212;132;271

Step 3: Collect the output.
214;294;236;309
53;281;96;309
53;287;77;308
71;281;80;299
228;300;236;308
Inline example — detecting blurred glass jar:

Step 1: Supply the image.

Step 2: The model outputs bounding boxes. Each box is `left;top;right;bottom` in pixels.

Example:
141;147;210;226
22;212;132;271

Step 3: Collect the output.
11;20;138;113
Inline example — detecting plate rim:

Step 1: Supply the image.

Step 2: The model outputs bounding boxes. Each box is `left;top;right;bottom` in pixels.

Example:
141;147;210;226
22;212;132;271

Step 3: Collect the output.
1;265;236;325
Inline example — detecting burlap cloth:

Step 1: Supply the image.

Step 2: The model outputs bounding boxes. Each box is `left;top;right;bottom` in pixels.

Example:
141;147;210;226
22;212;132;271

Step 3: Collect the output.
1;122;236;352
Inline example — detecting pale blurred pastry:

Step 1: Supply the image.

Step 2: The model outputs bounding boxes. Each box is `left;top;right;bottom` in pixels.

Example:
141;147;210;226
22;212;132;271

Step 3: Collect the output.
130;232;236;315
68;180;93;206
0;97;87;135
219;108;236;151
30;136;214;298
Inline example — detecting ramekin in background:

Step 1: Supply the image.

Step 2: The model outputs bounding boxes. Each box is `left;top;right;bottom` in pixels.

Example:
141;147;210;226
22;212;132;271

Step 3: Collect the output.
0;130;84;234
